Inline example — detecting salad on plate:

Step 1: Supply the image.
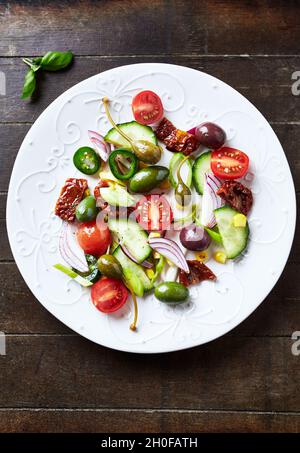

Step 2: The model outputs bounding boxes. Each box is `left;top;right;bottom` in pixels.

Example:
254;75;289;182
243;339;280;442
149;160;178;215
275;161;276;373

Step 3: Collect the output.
53;90;253;331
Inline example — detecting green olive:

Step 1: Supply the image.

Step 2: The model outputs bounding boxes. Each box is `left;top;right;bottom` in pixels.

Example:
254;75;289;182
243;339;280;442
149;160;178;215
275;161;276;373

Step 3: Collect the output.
154;282;189;303
75;196;98;222
97;254;123;279
129;166;169;193
132;140;162;164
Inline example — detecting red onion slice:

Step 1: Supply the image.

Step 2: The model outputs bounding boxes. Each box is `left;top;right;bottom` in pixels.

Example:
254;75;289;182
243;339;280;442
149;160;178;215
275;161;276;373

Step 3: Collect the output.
59;223;89;273
88;130;111;162
148;237;189;273
201;172;224;228
120;243;153;268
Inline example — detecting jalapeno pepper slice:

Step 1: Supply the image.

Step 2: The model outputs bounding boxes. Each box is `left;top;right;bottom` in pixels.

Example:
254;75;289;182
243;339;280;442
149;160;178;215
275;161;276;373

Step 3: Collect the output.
73;147;101;175
108;149;138;181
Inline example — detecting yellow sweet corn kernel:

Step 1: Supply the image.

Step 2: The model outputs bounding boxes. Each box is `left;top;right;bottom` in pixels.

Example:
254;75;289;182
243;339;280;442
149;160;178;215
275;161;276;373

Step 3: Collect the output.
214;251;227;264
149;232;161;240
195;250;209;263
84;188;90;197
233;213;247;228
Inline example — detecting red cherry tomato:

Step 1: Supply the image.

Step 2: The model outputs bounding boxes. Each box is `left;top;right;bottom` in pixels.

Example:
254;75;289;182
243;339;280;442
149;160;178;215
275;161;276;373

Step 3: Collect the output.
132;90;164;125
135;194;173;232
77;220;111;256
211;147;249;180
91;277;128;313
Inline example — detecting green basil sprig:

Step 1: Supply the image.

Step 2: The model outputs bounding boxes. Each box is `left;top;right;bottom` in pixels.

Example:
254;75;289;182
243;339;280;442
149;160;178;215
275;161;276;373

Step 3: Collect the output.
21;69;36;100
40;51;73;71
21;51;73;99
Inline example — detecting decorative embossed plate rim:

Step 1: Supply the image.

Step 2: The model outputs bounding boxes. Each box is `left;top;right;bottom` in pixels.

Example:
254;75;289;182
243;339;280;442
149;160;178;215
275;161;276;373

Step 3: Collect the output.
6;63;296;353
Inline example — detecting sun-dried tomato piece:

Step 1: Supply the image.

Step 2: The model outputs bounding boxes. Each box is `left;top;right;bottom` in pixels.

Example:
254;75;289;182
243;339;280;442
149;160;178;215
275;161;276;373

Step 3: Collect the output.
179;260;216;287
217;180;253;215
156;118;199;155
55;178;88;222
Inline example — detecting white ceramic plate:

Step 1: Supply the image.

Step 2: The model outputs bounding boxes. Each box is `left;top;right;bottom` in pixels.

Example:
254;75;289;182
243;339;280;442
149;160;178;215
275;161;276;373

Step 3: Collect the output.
7;63;296;353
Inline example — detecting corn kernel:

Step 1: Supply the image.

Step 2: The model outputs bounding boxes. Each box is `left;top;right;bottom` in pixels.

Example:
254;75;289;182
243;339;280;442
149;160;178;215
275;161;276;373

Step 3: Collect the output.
214;251;227;264
153;251;161;259
84;188;90;197
149;232;161;239
233;213;247;228
195;250;209;263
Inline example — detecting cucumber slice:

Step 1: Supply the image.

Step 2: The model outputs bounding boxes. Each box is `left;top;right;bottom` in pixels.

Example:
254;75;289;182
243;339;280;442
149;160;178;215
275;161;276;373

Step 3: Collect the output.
192;151;211;194
169;152;193;188
113;246;153;296
100;184;136;207
108;218;152;263
214;206;249;258
53;264;93;287
104;121;157;150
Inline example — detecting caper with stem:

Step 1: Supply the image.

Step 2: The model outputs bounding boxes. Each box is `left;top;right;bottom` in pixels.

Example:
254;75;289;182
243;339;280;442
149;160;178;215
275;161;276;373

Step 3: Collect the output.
102;97;162;164
97;253;138;331
175;155;192;207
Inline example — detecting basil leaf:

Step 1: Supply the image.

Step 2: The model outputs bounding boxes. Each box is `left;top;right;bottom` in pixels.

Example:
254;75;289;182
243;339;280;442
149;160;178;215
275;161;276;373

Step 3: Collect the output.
21;69;36;99
40;51;73;71
31;57;42;72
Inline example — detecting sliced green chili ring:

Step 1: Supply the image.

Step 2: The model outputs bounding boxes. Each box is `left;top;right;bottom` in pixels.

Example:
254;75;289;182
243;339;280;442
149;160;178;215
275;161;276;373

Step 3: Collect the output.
108;149;138;181
73;146;101;175
72;254;101;283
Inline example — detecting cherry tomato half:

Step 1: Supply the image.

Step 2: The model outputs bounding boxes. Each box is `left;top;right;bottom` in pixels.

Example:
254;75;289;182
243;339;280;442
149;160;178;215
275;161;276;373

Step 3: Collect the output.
132;90;164;125
77;220;111;257
211;147;249;180
135;194;173;232
91;276;128;313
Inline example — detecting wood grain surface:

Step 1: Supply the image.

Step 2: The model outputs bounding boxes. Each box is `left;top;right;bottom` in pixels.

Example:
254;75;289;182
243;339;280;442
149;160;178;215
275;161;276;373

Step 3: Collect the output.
0;0;299;433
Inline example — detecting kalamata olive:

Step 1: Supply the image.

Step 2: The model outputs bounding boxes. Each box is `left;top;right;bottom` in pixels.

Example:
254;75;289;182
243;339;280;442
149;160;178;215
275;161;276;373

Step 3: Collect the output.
179;224;211;251
195;122;226;149
155;282;189;303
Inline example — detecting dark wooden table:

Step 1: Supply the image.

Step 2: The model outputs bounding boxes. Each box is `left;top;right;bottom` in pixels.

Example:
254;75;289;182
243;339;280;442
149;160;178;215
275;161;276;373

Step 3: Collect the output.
0;0;299;433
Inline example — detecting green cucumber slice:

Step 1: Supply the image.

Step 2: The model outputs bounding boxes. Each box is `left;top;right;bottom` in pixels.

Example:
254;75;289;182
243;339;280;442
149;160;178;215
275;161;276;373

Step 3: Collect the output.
214;206;249;258
104;121;157;150
192;151;211;194
100;184;136;207
108;218;152;263
169;152;193;188
113;246;153;296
